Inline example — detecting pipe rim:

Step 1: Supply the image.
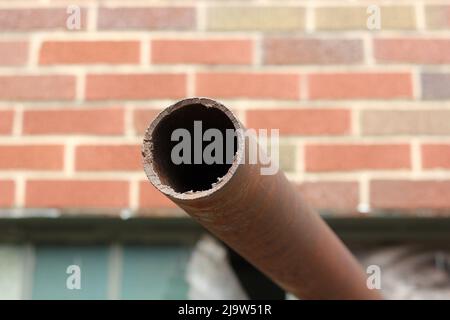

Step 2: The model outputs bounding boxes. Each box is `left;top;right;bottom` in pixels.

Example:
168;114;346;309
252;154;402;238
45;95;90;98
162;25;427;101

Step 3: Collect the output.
142;97;245;200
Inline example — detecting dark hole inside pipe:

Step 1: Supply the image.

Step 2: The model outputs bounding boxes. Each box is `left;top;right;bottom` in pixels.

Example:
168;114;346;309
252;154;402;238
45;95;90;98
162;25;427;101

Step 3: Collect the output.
152;104;238;193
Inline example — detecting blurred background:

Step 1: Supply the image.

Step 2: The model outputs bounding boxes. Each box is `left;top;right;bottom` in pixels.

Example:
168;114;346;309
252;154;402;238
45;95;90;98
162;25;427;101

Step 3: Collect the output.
0;0;450;299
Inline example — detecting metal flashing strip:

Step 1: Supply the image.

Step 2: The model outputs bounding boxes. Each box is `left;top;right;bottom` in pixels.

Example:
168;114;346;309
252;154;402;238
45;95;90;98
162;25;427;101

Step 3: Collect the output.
0;216;449;245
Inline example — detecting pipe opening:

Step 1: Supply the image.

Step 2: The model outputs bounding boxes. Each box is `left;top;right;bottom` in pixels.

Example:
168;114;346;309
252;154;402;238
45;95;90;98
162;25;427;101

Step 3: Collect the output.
151;103;238;193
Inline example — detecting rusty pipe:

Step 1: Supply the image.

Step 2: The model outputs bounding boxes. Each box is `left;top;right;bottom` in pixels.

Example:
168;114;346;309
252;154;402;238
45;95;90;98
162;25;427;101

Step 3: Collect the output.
142;97;382;300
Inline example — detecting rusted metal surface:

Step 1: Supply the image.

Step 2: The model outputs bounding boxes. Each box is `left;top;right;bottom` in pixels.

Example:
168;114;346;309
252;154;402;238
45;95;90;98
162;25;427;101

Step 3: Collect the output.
142;97;382;299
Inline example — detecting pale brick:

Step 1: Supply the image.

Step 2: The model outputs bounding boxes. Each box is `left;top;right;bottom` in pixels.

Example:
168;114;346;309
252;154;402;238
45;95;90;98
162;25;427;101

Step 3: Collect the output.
207;7;305;31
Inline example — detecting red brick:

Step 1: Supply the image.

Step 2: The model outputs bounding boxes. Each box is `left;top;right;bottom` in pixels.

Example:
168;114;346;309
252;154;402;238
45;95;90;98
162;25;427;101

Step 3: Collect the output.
0;75;75;101
86;74;186;100
0;145;64;170
26;180;129;209
39;41;140;65
264;38;363;64
23;108;124;135
374;38;450;64
0;41;28;65
305;144;411;172
246;109;350;135
134;109;161;135
0;8;86;31
75;145;141;171
98;7;195;30
422;144;450;169
139;181;176;209
371;180;450;209
0;180;14;207
152;39;252;65
196;73;300;99
308;73;413;100
0;110;14;134
298;181;359;211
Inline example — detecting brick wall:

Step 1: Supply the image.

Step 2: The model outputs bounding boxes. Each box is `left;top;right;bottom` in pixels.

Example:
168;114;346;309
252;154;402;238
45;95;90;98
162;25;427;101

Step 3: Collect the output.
0;0;449;217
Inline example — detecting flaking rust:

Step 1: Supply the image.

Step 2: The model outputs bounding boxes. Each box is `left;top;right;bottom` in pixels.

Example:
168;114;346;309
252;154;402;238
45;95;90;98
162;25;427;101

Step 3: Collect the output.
142;97;382;300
